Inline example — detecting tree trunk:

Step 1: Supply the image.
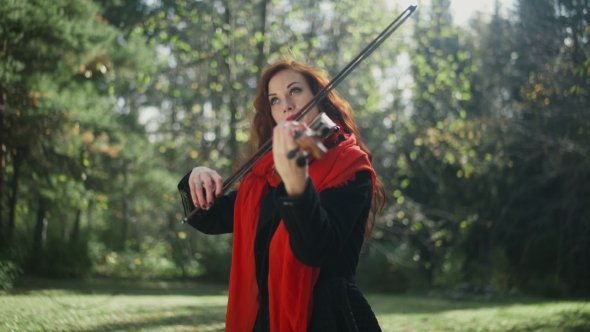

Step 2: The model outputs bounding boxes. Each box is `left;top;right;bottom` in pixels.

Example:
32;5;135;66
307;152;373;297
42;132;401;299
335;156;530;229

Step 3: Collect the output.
120;159;129;250
62;216;69;242
166;99;177;233
87;199;93;230
0;84;5;237
255;0;268;72
71;209;82;242
583;213;589;295
222;0;239;160
31;196;47;273
121;195;128;249
0;144;5;238
7;149;22;240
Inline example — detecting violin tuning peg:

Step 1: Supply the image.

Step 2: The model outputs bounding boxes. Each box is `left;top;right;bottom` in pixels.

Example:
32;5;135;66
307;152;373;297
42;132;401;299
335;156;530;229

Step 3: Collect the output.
287;147;300;159
296;156;308;167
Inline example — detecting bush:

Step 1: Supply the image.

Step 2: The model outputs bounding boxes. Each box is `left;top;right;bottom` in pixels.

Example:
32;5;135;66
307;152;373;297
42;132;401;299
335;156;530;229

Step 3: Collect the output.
488;247;513;292
356;244;410;294
94;236;187;278
194;234;232;282
0;242;26;290
433;249;466;288
0;259;22;290
33;237;93;278
525;275;569;298
433;246;513;294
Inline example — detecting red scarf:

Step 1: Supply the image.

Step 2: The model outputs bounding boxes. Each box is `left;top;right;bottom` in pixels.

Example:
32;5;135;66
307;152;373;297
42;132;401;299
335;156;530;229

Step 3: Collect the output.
225;131;375;332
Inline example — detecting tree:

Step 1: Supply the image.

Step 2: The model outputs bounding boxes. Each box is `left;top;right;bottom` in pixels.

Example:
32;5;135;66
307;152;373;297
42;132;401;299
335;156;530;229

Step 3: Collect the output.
372;0;590;296
0;0;156;277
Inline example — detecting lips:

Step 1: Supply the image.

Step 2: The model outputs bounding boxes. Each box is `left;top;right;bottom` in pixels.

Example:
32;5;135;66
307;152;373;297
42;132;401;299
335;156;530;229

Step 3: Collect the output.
286;115;294;121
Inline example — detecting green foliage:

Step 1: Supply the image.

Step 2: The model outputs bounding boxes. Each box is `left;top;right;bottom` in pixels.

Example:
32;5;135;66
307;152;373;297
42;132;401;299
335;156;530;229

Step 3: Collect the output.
0;239;27;290
525;275;569;299
1;0;589;299
367;0;590;298
357;246;410;294
0;259;20;290
192;234;233;283
92;236;188;278
433;249;466;288
0;244;23;291
0;0;163;281
33;237;93;278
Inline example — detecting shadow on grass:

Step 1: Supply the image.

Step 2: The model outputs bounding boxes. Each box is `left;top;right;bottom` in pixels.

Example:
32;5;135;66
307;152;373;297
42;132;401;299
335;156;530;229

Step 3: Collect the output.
509;310;590;332
11;277;228;297
367;293;590;315
76;305;227;332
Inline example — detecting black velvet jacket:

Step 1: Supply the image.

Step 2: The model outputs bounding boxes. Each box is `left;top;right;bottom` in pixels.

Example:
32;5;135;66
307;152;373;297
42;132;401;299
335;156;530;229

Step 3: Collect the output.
178;170;381;332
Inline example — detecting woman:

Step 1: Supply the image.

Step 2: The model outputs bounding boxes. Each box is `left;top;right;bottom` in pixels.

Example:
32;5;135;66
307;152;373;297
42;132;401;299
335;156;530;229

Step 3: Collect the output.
178;60;385;331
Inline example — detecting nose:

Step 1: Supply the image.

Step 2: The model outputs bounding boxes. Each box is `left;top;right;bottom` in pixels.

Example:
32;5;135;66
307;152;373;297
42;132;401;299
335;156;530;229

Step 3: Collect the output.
283;98;294;113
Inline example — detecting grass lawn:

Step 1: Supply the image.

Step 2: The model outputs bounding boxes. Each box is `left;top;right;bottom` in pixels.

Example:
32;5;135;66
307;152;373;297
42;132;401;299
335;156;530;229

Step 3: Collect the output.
1;278;589;331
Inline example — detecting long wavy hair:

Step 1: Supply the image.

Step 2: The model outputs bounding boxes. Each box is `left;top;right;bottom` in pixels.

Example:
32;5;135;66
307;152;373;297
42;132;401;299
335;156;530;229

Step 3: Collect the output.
248;60;385;237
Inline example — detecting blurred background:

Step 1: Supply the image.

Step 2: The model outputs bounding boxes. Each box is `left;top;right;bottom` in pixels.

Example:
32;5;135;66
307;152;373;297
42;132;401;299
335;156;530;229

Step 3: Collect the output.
1;0;589;302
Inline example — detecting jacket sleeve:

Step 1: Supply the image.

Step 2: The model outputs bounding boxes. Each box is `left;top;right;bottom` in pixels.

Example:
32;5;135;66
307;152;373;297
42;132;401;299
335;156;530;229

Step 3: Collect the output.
273;170;372;267
177;171;235;234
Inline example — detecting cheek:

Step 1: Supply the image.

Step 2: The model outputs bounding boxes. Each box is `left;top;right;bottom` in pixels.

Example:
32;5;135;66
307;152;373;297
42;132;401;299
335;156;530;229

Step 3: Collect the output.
304;90;315;101
271;107;283;123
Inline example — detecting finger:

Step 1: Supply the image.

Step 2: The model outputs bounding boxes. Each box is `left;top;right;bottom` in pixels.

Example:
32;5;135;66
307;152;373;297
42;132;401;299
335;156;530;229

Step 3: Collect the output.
193;179;204;209
188;177;197;207
214;174;224;198
279;122;292;140
293;121;306;133
194;178;207;210
274;127;289;155
281;124;297;150
273;126;284;152
203;177;216;207
279;125;296;154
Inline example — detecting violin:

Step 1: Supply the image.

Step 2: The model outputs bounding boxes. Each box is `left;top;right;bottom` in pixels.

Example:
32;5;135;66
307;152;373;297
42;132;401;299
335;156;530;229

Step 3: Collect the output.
288;112;342;166
268;112;343;182
182;5;417;224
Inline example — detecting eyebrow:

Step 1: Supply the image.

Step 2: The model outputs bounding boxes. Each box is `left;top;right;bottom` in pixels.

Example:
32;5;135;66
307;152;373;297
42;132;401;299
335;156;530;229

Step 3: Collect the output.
268;81;301;97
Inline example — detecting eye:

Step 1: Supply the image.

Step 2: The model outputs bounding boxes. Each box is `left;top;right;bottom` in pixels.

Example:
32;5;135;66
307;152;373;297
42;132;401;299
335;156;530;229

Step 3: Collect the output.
290;87;302;95
270;97;279;105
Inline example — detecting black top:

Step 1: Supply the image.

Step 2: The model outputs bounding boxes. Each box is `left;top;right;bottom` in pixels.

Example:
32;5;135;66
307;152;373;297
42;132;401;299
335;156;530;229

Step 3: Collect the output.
178;170;381;332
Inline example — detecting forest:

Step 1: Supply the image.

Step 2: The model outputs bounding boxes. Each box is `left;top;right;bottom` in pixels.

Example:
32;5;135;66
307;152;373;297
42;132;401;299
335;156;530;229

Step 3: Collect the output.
1;0;589;299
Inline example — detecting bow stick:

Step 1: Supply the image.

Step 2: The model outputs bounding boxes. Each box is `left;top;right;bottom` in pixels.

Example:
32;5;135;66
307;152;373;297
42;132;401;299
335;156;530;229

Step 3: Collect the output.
183;5;417;223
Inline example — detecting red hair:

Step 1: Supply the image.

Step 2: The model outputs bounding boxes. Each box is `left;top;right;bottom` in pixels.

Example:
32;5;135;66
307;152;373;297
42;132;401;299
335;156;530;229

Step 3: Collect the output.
249;60;385;237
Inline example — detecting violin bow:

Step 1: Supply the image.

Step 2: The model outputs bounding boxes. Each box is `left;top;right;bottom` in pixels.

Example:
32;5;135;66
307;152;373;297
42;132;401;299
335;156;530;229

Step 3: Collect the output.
183;5;417;223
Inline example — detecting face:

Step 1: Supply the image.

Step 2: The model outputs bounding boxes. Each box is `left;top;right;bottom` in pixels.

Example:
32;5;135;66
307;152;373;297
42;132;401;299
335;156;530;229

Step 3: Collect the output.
267;69;320;125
